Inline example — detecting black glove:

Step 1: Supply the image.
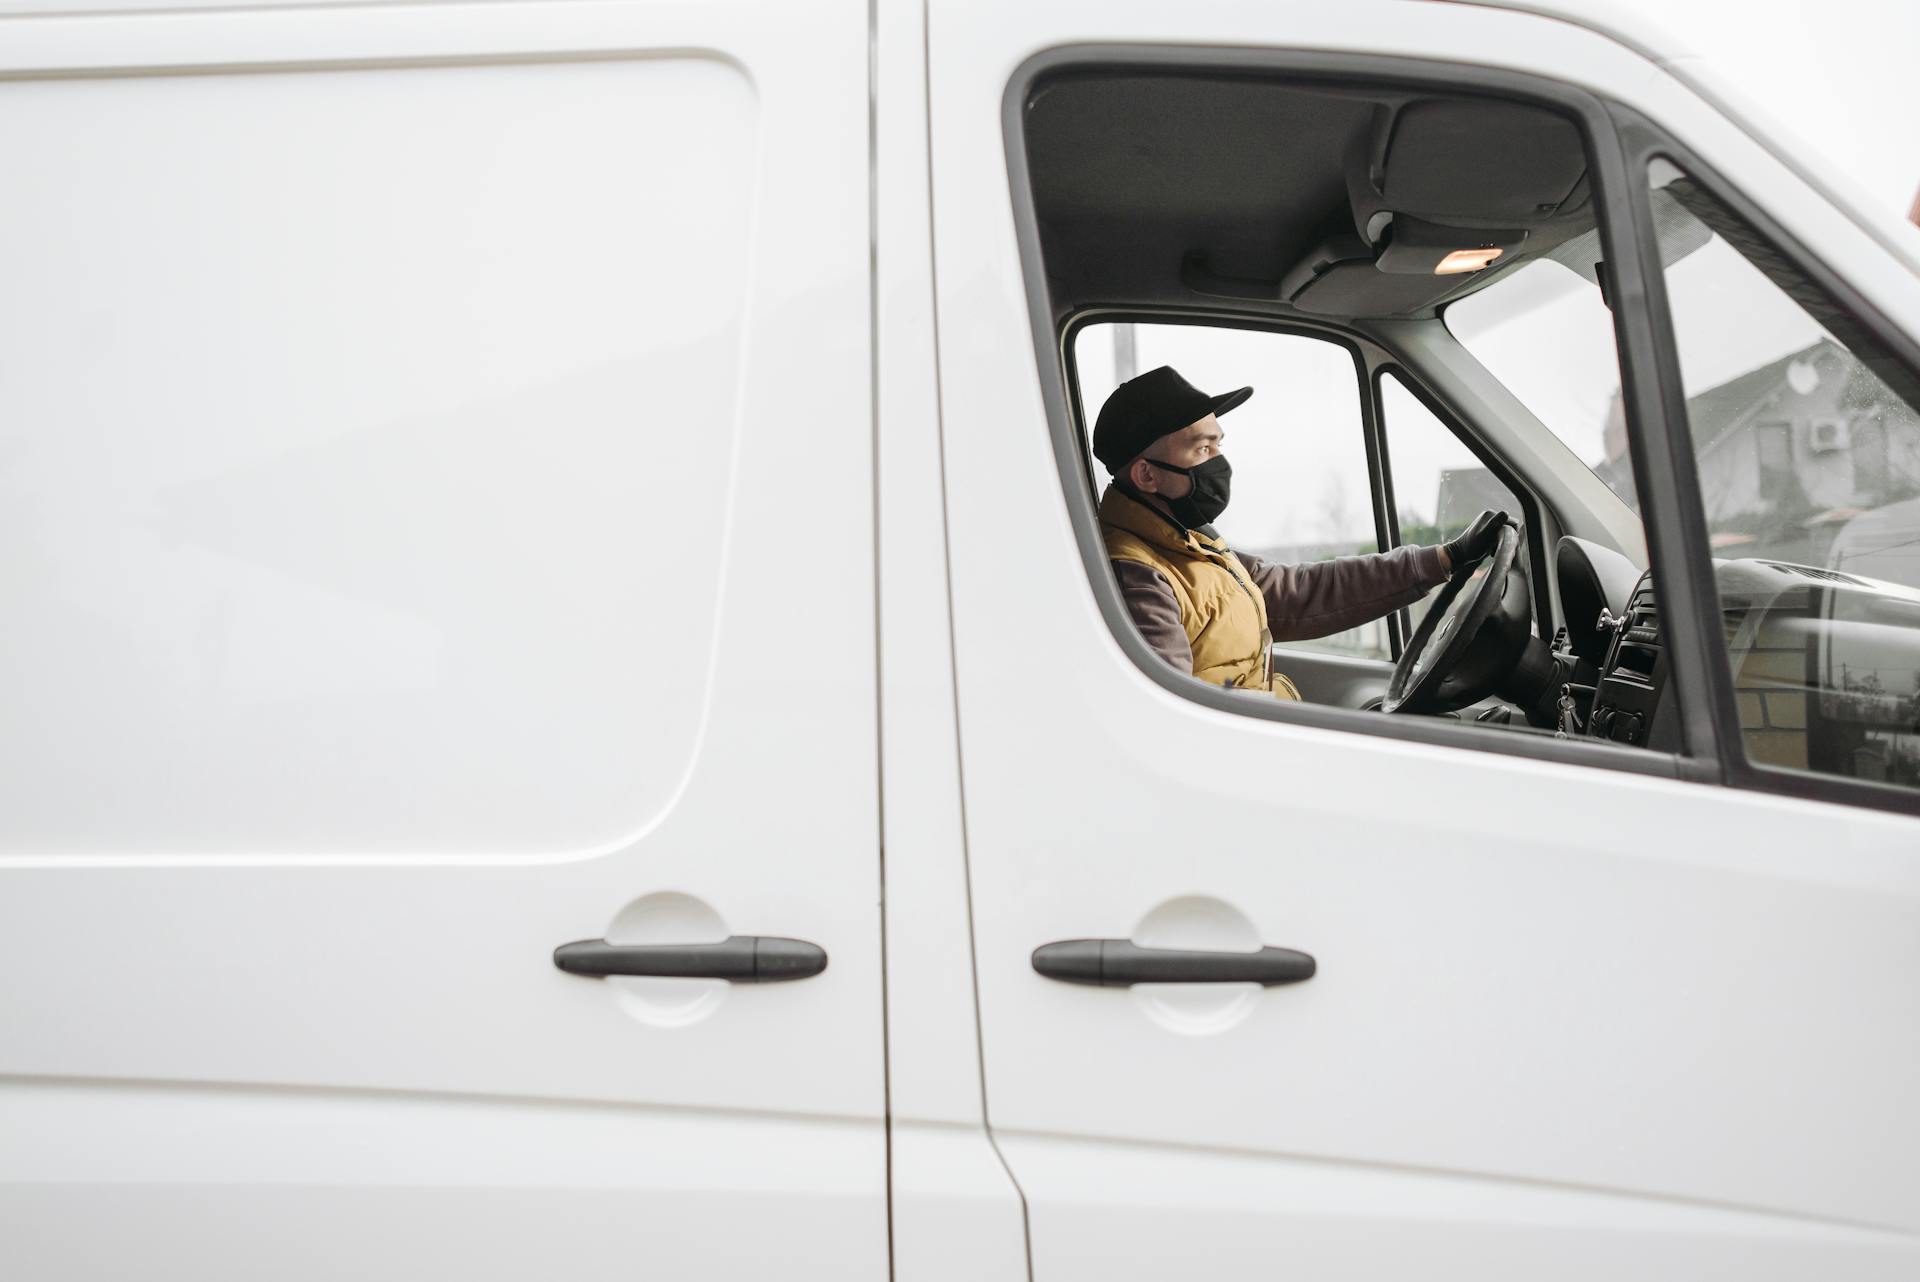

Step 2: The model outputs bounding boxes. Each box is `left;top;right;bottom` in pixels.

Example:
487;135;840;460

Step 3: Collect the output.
1442;509;1510;576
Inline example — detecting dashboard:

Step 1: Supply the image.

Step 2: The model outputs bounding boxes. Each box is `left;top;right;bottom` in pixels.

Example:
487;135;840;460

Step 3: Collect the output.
1554;536;1920;781
1587;570;1677;749
1553;537;1678;751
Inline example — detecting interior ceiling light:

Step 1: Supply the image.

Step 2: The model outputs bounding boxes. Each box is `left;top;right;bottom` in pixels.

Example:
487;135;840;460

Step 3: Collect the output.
1434;247;1505;275
1375;217;1525;276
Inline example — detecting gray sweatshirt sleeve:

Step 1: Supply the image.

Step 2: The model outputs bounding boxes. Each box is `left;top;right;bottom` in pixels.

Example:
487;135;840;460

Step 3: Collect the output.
1236;544;1449;642
1110;560;1194;672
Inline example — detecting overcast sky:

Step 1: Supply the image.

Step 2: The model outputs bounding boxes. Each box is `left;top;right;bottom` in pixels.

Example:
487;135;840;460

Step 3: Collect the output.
1612;0;1920;219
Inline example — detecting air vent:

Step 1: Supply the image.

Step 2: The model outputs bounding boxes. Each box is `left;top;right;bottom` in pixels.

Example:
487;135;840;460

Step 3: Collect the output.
1759;561;1867;587
1607;580;1661;687
1808;417;1851;453
1622;583;1660;648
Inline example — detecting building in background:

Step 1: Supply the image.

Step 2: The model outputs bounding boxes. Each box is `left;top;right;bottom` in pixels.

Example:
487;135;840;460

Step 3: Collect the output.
1594;341;1920;581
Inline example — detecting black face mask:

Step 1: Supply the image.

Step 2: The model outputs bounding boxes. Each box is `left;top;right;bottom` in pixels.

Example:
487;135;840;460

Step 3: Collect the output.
1145;454;1232;528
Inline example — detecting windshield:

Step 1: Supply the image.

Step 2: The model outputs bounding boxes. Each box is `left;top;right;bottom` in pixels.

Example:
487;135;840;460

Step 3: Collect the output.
1447;176;1920;576
1445;259;1634;509
1446;191;1910;515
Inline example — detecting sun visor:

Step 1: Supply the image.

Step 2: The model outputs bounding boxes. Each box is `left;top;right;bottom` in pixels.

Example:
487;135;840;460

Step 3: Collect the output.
1545;185;1712;284
1382;100;1586;223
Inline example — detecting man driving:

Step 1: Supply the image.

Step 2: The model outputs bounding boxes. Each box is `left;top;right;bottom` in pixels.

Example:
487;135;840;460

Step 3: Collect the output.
1094;365;1509;699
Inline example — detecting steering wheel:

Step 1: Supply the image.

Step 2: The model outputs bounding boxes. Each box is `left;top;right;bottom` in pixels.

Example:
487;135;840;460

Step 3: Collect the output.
1381;523;1530;715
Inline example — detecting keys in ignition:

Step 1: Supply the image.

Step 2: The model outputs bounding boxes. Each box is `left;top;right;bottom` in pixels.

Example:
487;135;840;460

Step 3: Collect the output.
1555;683;1582;738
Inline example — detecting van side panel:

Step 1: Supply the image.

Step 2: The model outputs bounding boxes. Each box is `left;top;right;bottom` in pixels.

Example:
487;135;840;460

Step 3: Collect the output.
0;3;888;1277
1;56;749;856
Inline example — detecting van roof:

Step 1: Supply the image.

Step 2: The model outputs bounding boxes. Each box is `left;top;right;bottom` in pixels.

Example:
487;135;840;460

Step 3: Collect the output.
1433;0;1696;61
1441;0;1920;273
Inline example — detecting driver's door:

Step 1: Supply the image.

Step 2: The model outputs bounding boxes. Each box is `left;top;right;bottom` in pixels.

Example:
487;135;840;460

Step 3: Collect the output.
928;3;1920;1276
940;474;1917;1279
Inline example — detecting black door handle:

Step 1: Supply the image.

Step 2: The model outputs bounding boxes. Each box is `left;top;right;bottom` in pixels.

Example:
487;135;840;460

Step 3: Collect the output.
553;936;828;983
1032;938;1315;987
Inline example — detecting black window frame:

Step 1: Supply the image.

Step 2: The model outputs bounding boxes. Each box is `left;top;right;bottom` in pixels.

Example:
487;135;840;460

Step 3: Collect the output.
1612;104;1920;818
1004;45;1724;783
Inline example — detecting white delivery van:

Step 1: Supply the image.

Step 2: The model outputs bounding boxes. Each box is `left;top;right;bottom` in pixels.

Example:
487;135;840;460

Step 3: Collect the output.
2;0;1917;1277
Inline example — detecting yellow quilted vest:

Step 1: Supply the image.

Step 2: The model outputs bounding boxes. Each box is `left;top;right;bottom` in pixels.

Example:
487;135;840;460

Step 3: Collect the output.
1099;487;1301;700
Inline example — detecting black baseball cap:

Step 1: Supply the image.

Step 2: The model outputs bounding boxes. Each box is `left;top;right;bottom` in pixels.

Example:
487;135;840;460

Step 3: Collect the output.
1091;365;1253;475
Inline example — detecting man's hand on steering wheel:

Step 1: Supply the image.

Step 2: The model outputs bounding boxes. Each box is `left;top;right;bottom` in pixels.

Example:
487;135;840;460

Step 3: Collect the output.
1441;509;1512;577
1382;519;1529;715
